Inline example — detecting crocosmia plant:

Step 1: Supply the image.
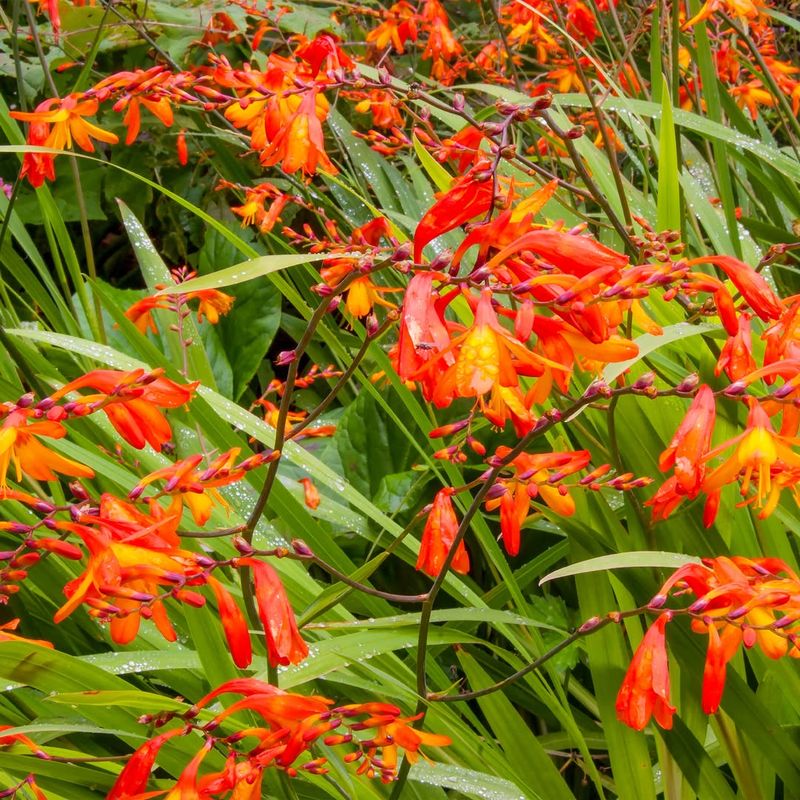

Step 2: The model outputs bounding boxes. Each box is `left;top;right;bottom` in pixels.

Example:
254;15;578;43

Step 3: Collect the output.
1;0;800;797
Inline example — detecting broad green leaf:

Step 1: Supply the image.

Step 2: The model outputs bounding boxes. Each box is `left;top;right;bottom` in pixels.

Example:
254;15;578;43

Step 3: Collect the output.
46;690;188;713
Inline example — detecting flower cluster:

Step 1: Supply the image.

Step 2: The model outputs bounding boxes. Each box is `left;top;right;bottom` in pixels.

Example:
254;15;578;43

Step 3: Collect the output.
617;556;800;730
108;678;451;797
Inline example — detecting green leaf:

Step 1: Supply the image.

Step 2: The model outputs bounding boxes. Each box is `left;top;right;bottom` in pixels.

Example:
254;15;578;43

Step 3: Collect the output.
410;761;526;800
412;134;452;192
657;87;681;233
602;322;722;383
46;690;188;713
540;551;700;585
157;253;328;294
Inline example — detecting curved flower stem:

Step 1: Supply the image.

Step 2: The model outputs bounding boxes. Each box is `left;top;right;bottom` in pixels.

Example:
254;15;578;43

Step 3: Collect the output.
286;313;396;440
540;109;634;250
428;607;648;703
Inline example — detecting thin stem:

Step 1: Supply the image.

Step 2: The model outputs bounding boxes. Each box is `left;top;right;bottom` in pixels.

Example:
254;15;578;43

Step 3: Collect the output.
429;607;647;703
22;2;105;344
540;109;635;251
287;314;395;439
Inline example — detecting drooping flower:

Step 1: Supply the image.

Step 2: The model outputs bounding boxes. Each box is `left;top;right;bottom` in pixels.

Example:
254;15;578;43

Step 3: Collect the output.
486;447;592;556
242;559;309;668
615;613;675;730
414;169;494;261
416;488;470;577
657;384;716;497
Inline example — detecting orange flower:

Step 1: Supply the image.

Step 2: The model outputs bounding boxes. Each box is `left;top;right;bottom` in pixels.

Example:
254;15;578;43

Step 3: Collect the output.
124;295;170;334
716;313;756;381
107;729;183;800
615;613;675;730
416;488;469;577
11;94;118;187
702;400;800;520
244;559;309;668
366;1;418;53
53;514;198;644
657;384;716;497
414;169;494;261
299;477;320;509
260;90;336;175
422;291;557;408
687;255;783;323
0;409;94;488
131;449;245;526
52;368;197;452
487;446;591;555
187;288;235;324
394;273;455;403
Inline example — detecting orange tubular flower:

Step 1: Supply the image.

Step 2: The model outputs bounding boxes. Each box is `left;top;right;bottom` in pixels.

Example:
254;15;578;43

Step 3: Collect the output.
702;400;800;521
187;288;235;324
0;409;94;488
487;446;591;555
414;170;494;261
52;368;197;452
615;613;675;731
687;255;783;323
245;559;309;667
107;729;184;800
617;556;800;727
124;295;170;334
366;1;418;53
260;90;336;176
657;384;716;497
11;94;118;186
416;488;470;577
299;477;321;509
131;449;246;526
208;576;252;669
716;313;756;381
423;290;558;410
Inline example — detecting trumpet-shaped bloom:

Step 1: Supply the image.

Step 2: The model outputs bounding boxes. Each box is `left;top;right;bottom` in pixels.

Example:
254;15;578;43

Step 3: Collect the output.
131;449;246;526
658;385;716;497
239;559;309;668
52;368;197;452
487;446;591;555
416;488;469;577
616;614;675;730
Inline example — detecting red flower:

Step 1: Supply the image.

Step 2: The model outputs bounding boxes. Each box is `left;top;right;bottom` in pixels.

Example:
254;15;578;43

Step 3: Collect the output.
107;729;183;800
616;613;675;730
688;255;783;323
0;409;94;488
209;576;252;669
52;368;197;452
657;384;716;497
701;622;742;714
246;560;309;667
416;488;470;577
414;170;494;262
